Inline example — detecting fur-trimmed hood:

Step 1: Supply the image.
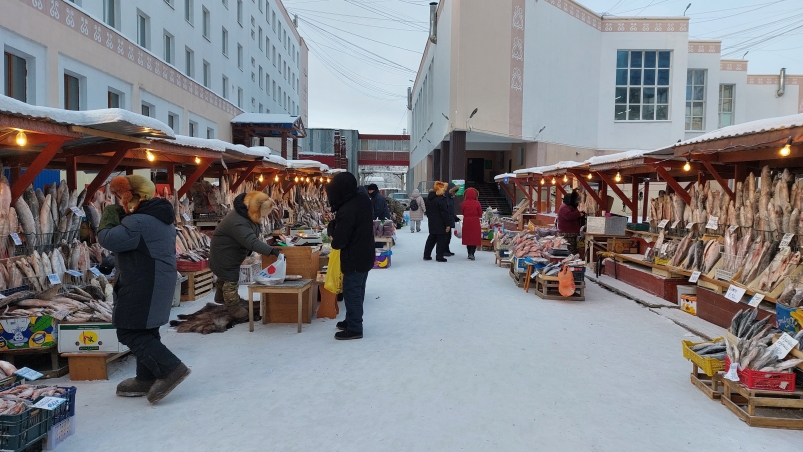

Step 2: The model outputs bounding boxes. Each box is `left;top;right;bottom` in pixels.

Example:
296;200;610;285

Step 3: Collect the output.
234;192;273;223
433;181;448;196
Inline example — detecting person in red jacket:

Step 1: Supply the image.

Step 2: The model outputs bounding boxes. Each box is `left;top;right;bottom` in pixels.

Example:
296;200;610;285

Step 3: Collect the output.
557;192;584;254
461;188;483;260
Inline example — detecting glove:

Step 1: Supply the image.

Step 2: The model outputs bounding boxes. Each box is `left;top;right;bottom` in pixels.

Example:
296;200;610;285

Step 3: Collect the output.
270;247;282;257
98;205;125;232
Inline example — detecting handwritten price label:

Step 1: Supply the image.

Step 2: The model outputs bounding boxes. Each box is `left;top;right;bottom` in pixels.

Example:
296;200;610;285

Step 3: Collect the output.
725;285;747;302
32;397;66;410
769;332;800;359
686;222;694;230
89;267;102;276
70;207;84;216
182;213;191;222
780;233;794;248
671;220;681;229
644;247;652;259
729;225;739;233
747;293;765;307
14;367;43;381
47;274;61;285
66;270;83;277
689;271;702;283
706;216;719;230
658;219;669;229
10;233;22;246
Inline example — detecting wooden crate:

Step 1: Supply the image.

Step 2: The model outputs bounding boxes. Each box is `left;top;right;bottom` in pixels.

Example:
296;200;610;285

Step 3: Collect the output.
721;379;803;429
262;246;321;323
533;274;585;301
480;239;493;251
63;351;129;381
509;267;525;288
180;268;214;301
690;363;723;400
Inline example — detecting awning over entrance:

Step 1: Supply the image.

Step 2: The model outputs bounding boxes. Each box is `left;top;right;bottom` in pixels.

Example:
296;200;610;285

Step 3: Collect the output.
231;113;306;159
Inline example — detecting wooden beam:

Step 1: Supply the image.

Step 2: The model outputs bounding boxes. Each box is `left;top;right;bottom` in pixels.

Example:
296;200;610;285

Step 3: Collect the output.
499;182;514;202
655;166;692;204
596;171;636;212
702;161;735;201
83;147;133;205
9;167;20;186
684;181;696;191
631;177;639;223
231;161;261;191
68;126;151;144
574;176;603;207
177;159;213;200
66;155;77;191
281;131;288;159
512;179;532;203
555;183;567;197
10;138;66;204
537;184;542;212
642;179;649;222
165;163;175;196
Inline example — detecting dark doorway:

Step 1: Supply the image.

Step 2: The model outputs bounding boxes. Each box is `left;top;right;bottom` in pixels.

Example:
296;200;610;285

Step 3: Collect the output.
508;159;512;173
467;158;485;183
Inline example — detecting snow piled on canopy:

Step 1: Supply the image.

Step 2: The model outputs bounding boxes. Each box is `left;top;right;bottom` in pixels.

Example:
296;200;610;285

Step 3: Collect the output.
494;173;517;181
587;150;652;166
675;113;803;146
287;159;329;171
513;161;585;175
0;94;174;137
231;113;299;124
265;154;288;166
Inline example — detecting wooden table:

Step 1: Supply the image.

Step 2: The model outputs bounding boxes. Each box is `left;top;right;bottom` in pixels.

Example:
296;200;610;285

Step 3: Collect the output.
247;279;313;333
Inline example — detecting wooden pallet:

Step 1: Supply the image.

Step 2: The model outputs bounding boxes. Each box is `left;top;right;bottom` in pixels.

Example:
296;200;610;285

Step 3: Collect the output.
721;379;803;429
532;274;585;301
690;363;722;400
180;268;214;301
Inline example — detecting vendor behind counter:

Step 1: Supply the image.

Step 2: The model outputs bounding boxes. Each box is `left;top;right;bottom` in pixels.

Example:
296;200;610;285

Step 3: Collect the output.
557;192;584;254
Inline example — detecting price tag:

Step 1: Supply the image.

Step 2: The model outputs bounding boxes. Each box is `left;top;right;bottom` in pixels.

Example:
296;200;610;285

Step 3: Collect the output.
10;233;21;246
725;285;747;302
671;220;681;229
51;311;70;321
70;207;83;216
187;226;195;230
658;219;669;229
724;362;740;382
182;213;192;222
748;293;765;307
644;236;653;244
47;274;61;285
769;332;800;359
686;222;694;230
89;267;102;276
660;243;669;254
780;233;794;248
32;397;66;410
728;225;739;233
66;270;83;277
706;216;719;230
14;367;43;381
644;247;652;259
689;271;702;283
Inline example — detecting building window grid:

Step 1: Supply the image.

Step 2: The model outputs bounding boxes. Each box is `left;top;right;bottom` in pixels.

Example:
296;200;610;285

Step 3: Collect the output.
202;8;210;39
259;28;263;50
137;13;149;49
686;69;707;131
222;75;229;98
107;90;120;108
202;60;211;87
103;0;118;29
64;74;80;111
615;50;671;121
222;28;229;56
4;53;27;102
185;48;194;77
237;0;243;25
164;32;174;64
184;0;193;24
237;44;243;69
719;84;735;128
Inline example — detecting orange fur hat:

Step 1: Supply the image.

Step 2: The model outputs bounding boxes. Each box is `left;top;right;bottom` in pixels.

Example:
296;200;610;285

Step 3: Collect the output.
433;181;448;196
109;175;155;213
243;191;273;223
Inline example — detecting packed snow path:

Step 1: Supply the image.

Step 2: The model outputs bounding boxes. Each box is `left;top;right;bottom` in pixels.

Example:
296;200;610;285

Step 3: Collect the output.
58;224;801;450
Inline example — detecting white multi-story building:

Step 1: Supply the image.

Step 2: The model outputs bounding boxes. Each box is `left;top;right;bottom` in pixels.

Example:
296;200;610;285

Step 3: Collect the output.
1;0;308;143
409;0;801;188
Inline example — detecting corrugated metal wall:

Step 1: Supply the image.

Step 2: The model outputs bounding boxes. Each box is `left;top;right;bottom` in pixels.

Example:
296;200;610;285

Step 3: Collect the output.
3;169;61;191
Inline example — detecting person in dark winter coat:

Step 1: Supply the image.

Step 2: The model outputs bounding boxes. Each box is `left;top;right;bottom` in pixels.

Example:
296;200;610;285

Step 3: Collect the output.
557;192;584;254
461;187;483;260
98;175;189;404
326;172;375;340
423;181;451;262
365;183;390;220
209;191;281;321
444;182;461;256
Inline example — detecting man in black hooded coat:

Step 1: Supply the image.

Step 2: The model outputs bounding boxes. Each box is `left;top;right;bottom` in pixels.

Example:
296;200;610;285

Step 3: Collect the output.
326;172;375;340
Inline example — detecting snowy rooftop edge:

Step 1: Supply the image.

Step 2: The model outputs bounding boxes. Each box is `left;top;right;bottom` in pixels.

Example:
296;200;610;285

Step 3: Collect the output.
494;173;517;181
231;113;300;124
673;113;803;148
587;150;654;166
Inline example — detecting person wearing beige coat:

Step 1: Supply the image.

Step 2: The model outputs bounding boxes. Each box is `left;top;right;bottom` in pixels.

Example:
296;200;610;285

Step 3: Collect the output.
408;189;426;232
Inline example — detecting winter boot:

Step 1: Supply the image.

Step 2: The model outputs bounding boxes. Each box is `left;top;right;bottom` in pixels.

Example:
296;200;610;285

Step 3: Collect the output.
147;363;191;404
214;287;223;303
335;330;363;340
227;304;249;322
336;321;347;331
116;377;155;397
436;257;448;262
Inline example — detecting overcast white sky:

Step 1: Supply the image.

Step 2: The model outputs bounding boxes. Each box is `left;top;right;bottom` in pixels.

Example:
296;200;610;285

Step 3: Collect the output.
283;0;803;134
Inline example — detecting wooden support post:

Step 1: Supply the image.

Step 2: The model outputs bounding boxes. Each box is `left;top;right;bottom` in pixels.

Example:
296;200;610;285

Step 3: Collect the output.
177;159;213;200
10;138;66;204
698;170;706;187
702;161;735;201
655;166;692;204
597;172;636;212
281;131;288;159
66;155;77;191
231;161;261;191
512;181;517;205
537;183;542;212
600;177;608;212
292;138;298;160
528;180;533;212
631;177;639;223
165;163;175;196
513;179;532;204
734;163;747;186
642;179;650;222
82;147;132;205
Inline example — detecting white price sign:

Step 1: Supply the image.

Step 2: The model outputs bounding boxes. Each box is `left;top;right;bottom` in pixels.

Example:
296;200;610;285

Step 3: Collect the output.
70;207;84;216
689;271;702;283
671;220;681;229
46;274;61;285
770;332;800;359
89;267;102;276
10;233;21;246
725;285;747;302
706;216;719;230
729;225;739;233
182;213;191;222
747;293;765;307
66;270;83;277
686;222;695;230
14;367;43;381
780;233;794;248
32;397;66;410
658;219;669;229
660;243;669;254
644;247;652;259
724;362;740;382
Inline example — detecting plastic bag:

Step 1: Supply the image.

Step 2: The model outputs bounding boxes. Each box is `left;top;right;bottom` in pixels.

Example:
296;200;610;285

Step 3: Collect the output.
255;255;287;285
324;249;344;294
454;221;462;238
558;266;576;297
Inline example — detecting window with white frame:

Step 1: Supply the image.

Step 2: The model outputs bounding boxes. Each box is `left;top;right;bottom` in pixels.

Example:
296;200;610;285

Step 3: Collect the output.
202;8;210;39
259;28;263;50
719;84;735;128
272;11;276;32
207;127;215;139
686;69;706;131
64;73;81;111
259;0;264;12
202;60;211;87
272;46;276;65
137;12;150;49
222;28;229;56
266;38;270;58
189;121;197;137
259;103;263;113
222;75;229;98
259;66;264;88
167;112;179;133
103;0;119;29
4;52;27;102
141;102;153;117
185;47;194;77
164;32;174;64
237;0;243;25
272;80;276;99
615;50;671;121
184;0;193;24
107;90;121;108
237;87;243;108
237;44;243;69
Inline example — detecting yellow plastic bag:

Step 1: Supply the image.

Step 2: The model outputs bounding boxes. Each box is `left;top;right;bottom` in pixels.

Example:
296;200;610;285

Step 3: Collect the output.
324;249;344;294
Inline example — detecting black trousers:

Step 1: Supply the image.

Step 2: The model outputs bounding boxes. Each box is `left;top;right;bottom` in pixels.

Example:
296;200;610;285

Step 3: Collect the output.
117;328;181;381
467;245;477;256
446;232;453;251
424;233;449;259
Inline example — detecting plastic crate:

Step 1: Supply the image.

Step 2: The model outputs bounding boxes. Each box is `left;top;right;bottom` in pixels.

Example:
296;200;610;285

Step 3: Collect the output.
725;357;796;392
568;266;586;284
43;417;74;451
238;263;262;284
682;339;725;377
176;259;208;272
2;387;76;425
0;406;51;452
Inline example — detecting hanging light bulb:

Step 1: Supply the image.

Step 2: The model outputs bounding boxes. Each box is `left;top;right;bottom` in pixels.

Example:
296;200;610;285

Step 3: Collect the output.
306;177;310;183
194;156;201;164
274;174;279;182
614;171;621;183
563;174;568;183
146;150;155;162
258;174;264;182
551;177;556;185
781;138;793;156
683;158;691;172
14;131;27;147
294;176;299;182
587;173;593;180
540;178;545;186
327;177;331;183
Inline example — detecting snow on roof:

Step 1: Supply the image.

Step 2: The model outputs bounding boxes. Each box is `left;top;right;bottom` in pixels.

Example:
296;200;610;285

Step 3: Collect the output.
0;95;174;138
243;146;277;158
494;173;517;181
287;159;328;171
674;113;803;148
167;135;227;152
265;154;288;166
231;113;299;125
587;150;652;166
514;161;585;175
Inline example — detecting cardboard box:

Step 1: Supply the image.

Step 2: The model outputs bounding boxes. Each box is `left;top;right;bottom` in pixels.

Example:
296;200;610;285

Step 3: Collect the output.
0;316;57;350
606;238;638;254
680;294;698;316
57;323;127;353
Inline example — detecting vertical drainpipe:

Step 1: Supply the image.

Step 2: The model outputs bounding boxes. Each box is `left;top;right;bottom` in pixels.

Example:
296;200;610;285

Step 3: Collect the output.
429;2;438;44
777;68;786;97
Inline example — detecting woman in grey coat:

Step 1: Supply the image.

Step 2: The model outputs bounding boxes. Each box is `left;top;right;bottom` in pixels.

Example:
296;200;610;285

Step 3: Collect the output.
408;189;426;232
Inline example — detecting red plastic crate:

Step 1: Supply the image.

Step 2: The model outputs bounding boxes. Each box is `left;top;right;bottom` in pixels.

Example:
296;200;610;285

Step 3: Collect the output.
725;357;796;392
177;259;208;271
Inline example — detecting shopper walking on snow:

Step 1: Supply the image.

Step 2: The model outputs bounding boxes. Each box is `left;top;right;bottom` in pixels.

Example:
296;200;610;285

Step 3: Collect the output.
365;183;390;221
461;187;483;260
98;175;189;404
423;181;451;262
209;191;282;322
326;172;375;340
409;188;425;233
557;192;584;254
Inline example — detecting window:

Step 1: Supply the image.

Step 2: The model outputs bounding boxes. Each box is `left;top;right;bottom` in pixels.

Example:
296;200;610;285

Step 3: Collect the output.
272;11;276;32
266;38;271;59
164;32;174;64
207;127;215;139
259;28;263;50
251;97;255;107
259;66;264;88
719;84;735;128
222;75;229;98
237;87;243;108
686;69;706;131
184;0;193;24
107;90;120;108
222;0;227;6
185;48;194;77
202;60;211;87
517;147;524;165
141;103;152;117
251;16;256;27
202;8;211;39
266;74;270;91
237;0;243;25
137;13;149;49
237;44;243;69
64;74;80;111
165;0;174;7
292;45;296;62
103;0;118;29
251;72;255;82
167;113;179;133
259;103;263;113
222;28;229;56
272;46;276;64
259;0;264;12
4;53;27;102
272;80;276;99
615;50;671;121
251;57;256;68
189;121;197;137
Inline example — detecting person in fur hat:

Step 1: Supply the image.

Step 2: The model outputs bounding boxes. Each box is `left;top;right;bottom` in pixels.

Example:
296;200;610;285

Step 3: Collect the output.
99;175;190;403
423;181;451;262
209;191;281;322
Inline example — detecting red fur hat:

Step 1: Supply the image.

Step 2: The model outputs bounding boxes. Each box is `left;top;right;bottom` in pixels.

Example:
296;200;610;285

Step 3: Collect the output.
110;175;155;213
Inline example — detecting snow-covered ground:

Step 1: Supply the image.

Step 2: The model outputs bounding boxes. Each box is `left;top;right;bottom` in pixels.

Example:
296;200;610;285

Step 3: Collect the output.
56;225;801;451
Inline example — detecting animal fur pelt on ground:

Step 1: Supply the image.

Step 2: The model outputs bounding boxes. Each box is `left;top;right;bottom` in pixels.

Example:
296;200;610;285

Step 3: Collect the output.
169;301;256;334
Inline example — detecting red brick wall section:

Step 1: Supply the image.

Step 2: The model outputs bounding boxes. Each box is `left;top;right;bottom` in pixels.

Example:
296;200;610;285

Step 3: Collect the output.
603;260;693;303
696;288;776;330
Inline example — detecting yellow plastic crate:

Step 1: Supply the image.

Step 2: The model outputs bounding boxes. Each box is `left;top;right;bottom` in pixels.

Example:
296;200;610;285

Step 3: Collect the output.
682;338;725;377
